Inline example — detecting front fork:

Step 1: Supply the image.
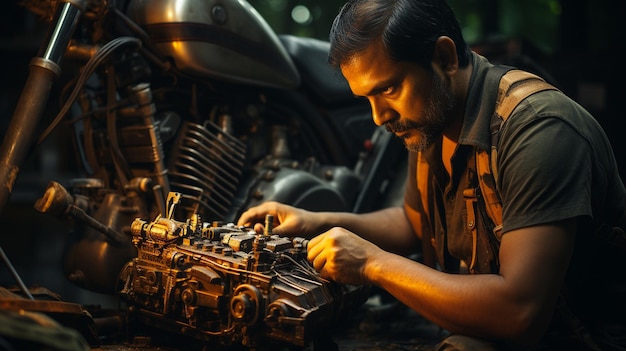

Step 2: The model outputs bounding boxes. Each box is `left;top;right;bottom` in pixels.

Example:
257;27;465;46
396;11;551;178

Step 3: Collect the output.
0;0;85;216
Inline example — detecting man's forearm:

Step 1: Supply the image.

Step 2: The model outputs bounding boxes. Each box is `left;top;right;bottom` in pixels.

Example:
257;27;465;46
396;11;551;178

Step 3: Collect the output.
318;207;420;254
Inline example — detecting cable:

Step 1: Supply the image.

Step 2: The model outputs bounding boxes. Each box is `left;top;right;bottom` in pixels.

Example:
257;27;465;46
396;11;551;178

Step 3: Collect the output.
0;246;34;300
35;36;142;147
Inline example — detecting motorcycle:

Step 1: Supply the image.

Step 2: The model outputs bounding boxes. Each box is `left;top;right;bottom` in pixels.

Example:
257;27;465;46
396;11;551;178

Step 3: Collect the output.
0;0;406;349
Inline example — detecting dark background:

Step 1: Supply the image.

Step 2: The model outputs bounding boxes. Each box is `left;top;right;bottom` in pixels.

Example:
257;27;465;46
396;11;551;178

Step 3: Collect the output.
0;0;623;307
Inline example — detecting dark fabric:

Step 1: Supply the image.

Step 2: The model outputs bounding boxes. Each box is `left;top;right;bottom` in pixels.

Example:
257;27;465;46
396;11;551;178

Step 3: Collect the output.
433;333;605;351
435;335;501;351
404;51;626;345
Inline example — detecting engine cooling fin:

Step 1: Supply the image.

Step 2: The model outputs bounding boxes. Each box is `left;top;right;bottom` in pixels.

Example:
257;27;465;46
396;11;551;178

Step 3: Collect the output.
167;120;246;220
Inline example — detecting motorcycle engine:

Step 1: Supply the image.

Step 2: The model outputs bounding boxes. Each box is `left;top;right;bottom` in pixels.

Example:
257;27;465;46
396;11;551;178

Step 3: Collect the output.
119;192;369;349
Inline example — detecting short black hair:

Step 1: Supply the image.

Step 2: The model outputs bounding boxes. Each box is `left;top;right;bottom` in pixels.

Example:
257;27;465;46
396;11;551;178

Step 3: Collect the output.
329;0;471;70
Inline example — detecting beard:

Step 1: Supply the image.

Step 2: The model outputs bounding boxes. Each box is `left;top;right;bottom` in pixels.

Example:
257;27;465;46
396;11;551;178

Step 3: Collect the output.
385;72;456;152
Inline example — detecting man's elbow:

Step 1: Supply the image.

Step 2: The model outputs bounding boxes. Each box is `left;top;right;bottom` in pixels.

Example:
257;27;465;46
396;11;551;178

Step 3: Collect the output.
505;306;553;346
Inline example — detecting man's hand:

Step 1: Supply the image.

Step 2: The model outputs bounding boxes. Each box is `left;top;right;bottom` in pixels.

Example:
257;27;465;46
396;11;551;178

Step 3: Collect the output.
307;227;382;285
237;201;322;238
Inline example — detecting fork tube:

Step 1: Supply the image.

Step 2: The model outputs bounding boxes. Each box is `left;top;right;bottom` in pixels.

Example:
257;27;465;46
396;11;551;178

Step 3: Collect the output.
0;0;84;216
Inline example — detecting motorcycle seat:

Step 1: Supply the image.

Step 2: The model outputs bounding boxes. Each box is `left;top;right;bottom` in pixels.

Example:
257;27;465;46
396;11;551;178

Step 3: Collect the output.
279;34;356;107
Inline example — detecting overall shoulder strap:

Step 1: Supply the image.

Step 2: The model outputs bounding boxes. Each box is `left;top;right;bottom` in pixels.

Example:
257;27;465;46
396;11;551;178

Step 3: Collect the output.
492;70;559;154
475;67;560;240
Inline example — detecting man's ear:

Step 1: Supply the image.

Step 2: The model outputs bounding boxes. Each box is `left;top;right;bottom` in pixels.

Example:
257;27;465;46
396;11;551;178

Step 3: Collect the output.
432;36;459;76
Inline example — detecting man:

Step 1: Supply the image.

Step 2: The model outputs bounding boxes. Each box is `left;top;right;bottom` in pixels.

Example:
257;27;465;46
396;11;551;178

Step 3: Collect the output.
238;0;626;349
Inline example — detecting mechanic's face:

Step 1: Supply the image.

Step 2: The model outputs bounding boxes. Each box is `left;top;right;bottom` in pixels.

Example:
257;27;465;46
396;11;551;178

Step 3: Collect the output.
341;43;456;152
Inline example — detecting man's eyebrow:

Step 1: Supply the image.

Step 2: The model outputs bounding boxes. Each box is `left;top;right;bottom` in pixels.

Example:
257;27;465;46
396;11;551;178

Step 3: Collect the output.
358;77;397;97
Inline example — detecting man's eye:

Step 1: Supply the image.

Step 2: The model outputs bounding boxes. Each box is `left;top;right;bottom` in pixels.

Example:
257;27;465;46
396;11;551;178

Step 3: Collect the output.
382;86;396;95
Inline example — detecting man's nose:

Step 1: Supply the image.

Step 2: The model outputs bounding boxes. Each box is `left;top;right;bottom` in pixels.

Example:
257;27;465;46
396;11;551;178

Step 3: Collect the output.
369;98;394;127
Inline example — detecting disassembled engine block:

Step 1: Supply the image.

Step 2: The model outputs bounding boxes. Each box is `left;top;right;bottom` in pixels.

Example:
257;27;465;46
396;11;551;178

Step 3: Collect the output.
118;192;369;349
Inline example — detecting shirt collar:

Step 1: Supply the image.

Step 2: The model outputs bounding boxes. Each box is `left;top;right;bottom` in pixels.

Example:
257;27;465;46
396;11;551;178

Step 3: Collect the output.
457;52;496;151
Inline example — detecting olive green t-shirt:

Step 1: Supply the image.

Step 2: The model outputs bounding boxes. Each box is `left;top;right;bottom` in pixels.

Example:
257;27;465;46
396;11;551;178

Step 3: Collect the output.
405;53;626;313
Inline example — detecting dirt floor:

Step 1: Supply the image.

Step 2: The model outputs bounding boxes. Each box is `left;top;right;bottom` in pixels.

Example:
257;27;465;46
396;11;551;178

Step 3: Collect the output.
315;296;447;351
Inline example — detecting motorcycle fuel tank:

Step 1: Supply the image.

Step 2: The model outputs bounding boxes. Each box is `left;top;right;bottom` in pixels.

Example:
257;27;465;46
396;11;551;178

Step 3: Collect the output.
126;0;301;89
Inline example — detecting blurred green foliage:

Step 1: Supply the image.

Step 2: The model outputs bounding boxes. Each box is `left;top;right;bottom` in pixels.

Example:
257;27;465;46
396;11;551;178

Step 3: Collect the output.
247;0;561;55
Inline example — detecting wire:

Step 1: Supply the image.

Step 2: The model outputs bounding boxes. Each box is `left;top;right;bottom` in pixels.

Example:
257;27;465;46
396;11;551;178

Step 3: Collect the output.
0;246;34;300
35;36;142;147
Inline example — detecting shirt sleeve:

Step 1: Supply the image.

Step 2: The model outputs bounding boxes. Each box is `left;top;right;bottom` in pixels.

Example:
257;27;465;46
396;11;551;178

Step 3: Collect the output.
497;101;593;233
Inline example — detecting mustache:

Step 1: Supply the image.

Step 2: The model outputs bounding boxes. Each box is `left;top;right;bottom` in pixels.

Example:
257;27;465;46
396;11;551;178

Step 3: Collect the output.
385;120;420;134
